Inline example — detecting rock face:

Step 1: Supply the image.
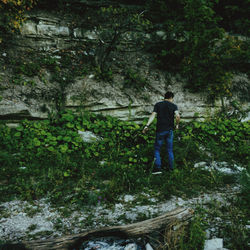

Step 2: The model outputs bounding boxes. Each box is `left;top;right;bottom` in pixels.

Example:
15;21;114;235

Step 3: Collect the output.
13;11;91;51
0;10;248;123
0;68;219;123
66;74;219;122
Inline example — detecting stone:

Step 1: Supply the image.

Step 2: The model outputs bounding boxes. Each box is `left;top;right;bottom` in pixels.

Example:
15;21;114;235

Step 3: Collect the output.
194;162;208;168
156;31;167;40
83;30;98;40
0;100;48;120
20;21;37;36
6;123;20;128
194;161;244;175
37;24;70;37
146;243;154;250
124;243;137;250
78;130;102;143
124;195;135;203
204;238;223;250
241;111;250;122
211;162;244;175
73;28;83;38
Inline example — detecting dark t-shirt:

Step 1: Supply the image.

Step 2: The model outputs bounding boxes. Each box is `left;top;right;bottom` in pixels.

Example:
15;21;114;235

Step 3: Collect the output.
153;100;178;132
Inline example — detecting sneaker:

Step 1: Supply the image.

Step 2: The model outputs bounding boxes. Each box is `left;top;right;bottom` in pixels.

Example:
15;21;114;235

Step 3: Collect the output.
152;167;162;175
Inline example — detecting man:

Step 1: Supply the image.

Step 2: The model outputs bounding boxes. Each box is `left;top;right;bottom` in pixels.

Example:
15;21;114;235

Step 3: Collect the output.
143;91;180;174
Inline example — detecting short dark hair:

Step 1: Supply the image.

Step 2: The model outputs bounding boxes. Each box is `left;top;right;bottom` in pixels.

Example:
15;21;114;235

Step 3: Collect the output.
165;91;174;99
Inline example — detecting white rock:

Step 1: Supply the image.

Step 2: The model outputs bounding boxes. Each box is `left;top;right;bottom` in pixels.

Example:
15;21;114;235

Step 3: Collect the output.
146;243;154;250
213;162;244;175
204;238;223;250
156;31;167;39
241;112;250;122
194;161;244;175
124;195;135;202
78;130;102;143
84;30;98;40
73;28;83;38
234;165;245;172
37;24;70;37
194;162;208;168
125;243;137;250
0;200;58;240
149;198;157;203
6;123;20;128
20;21;37;35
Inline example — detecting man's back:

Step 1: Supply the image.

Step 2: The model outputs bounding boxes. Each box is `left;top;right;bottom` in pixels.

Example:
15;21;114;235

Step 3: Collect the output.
153;100;178;132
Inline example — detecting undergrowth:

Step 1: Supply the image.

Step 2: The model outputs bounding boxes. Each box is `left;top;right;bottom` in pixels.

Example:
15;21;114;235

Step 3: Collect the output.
0;111;249;248
0;110;249;203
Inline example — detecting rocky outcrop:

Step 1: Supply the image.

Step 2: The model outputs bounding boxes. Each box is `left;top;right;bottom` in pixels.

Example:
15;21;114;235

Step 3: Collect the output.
0;10;248;123
13;11;92;51
65;73;219;121
0;66;220;123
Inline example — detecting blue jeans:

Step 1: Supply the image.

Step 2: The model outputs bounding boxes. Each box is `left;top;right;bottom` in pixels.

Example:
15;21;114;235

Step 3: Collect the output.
154;130;174;170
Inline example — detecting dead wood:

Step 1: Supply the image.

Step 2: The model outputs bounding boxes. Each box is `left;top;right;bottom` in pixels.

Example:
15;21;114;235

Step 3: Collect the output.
20;207;193;250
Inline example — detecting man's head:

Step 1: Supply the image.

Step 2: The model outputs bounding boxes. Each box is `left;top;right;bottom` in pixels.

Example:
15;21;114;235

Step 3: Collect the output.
164;91;174;100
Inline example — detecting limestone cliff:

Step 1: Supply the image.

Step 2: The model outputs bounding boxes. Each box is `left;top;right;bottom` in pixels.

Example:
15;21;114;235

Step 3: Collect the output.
0;9;248;123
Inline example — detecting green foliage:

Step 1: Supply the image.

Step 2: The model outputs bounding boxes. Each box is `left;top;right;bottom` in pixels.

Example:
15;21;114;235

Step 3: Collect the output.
215;0;250;36
88;5;151;74
180;214;206;250
0;0;37;43
0;111;249;206
0;112;249;247
222;204;250;249
145;0;249;99
184;35;249;100
123;68;148;90
7;48;89;111
239;166;250;210
203;197;249;250
13;61;39;77
94;67;113;82
176;118;250;165
1;0;248;99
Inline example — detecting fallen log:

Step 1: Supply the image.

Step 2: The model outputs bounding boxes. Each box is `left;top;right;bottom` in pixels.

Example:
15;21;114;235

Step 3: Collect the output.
16;207;193;250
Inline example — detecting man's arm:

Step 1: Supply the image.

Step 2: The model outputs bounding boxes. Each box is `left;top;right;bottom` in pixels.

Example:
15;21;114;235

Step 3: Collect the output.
175;110;180;129
142;112;156;133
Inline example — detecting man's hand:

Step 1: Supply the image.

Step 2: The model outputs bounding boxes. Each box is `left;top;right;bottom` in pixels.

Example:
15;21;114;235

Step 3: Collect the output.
142;125;149;134
175;111;180;130
143;112;156;134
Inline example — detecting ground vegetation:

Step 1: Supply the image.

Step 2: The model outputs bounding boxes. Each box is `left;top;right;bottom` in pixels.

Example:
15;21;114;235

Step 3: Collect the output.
0;0;249;248
0;110;249;248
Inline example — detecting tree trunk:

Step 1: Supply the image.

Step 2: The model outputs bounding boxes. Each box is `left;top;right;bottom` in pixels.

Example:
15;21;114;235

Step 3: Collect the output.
20;207;193;250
